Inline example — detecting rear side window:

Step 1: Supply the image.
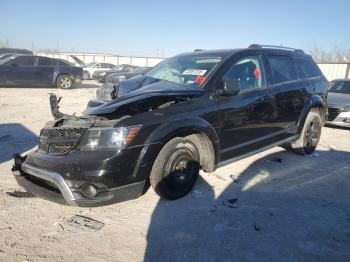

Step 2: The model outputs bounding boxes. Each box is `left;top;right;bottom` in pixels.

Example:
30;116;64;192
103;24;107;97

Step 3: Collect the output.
14;56;35;66
38;57;57;66
296;58;321;78
267;55;298;84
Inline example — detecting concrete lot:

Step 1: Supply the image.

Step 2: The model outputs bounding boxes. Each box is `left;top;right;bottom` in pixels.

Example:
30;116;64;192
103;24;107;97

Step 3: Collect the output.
0;81;350;262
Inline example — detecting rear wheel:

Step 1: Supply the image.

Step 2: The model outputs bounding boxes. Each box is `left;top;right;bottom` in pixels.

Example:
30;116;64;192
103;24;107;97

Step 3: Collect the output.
82;71;90;80
150;137;200;200
56;75;73;89
287;108;323;155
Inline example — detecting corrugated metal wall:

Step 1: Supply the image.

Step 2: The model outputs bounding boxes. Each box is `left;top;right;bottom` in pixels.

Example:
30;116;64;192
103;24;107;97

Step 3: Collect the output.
35;52;164;67
317;63;350;81
35;52;350;81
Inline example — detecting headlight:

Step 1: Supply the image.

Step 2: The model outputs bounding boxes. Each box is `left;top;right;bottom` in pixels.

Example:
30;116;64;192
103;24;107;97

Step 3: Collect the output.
100;72;106;76
79;125;141;150
117;75;126;81
343;106;350;112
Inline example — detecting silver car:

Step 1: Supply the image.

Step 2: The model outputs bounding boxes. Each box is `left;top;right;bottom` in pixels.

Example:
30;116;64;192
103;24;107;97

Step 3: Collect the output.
327;79;350;128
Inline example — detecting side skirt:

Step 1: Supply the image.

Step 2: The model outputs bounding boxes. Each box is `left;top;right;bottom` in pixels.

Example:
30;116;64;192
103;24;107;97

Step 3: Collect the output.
216;135;299;168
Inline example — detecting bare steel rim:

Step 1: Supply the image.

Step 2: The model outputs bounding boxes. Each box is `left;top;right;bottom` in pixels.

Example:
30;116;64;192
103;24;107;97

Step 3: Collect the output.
59;76;72;89
82;71;89;80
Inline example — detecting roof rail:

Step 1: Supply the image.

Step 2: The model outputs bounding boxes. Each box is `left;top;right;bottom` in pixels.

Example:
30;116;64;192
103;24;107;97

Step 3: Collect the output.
193;49;204;52
248;44;304;53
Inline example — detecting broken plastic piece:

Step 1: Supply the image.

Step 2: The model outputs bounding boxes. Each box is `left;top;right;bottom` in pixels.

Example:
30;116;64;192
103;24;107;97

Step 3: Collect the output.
66;215;104;232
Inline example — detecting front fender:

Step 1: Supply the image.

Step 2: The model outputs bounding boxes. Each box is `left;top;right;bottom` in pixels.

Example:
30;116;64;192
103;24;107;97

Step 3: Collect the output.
297;94;327;133
131;117;220;181
145;117;220;160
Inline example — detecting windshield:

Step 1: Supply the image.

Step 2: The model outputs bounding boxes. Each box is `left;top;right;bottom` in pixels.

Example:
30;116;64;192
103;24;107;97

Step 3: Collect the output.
329;81;350;94
145;55;222;87
0;56;16;65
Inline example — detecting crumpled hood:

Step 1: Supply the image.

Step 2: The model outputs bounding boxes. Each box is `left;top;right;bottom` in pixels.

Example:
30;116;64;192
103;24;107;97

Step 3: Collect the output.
85;76;203;115
328;92;350;107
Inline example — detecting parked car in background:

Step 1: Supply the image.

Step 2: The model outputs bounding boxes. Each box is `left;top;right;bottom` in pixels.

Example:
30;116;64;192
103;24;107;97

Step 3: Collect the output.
95;66;152;101
326;79;350;128
13;45;328;206
0;48;33;55
82;62;115;80
0;53;18;60
0;54;82;89
92;64;139;82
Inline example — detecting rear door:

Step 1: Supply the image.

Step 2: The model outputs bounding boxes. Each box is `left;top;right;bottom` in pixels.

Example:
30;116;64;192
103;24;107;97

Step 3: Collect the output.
218;54;277;161
37;57;57;85
9;56;38;85
265;54;307;130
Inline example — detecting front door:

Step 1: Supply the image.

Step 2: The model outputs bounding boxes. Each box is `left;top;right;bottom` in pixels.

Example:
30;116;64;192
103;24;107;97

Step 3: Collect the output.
9;56;38;85
217;54;277;162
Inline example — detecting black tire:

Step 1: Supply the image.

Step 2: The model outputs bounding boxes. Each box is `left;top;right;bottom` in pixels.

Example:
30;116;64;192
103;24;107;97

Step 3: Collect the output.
288;108;323;155
56;75;73;89
82;71;90;80
150;137;200;200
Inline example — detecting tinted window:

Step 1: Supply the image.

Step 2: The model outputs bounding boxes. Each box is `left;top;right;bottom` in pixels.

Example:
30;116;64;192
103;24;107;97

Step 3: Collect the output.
14;56;35;66
106;63;115;68
223;55;266;90
38;57;57;66
267;55;298;84
329;81;350;94
296;58;321;78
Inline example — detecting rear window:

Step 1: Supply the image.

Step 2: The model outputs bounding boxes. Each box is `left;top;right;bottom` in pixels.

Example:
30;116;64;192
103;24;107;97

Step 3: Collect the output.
38;57;57;66
267;55;298;84
14;56;35;66
296;58;321;78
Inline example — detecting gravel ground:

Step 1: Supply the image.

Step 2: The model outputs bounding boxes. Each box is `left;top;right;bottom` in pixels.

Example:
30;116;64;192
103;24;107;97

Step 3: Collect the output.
0;81;350;262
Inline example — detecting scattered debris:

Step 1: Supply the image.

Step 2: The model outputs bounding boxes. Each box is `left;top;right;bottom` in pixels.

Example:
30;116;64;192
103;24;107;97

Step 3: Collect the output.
271;157;282;163
66;215;104;232
223;198;240;208
0;249;4;253
269;212;274;216
229;175;242;184
6;191;35;198
264;157;282;163
320;143;337;151
309;152;319;158
210;173;226;181
253;223;260;232
192;189;205;198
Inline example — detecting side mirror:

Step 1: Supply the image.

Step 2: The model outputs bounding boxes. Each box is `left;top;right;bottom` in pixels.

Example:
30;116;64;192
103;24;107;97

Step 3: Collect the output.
218;79;240;96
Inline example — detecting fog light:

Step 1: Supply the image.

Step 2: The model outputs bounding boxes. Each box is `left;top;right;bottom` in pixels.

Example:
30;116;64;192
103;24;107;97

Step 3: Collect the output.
80;183;98;199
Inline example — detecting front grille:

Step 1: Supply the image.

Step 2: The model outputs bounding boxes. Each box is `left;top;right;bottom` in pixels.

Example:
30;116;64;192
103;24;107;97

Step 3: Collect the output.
38;127;87;155
328;107;341;121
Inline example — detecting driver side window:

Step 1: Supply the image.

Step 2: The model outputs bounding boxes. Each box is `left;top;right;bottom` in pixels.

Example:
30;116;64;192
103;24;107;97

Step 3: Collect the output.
223;55;266;91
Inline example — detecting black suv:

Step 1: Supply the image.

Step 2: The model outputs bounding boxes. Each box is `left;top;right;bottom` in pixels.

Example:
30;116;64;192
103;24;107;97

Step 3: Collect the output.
13;45;328;206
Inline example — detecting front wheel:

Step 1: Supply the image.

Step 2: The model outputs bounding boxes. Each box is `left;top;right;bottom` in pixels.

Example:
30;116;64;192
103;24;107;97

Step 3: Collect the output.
150;137;200;200
287;108;323;155
56;75;73;89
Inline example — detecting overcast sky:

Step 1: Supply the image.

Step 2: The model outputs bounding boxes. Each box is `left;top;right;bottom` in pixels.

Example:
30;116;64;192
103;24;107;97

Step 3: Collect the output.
0;0;349;57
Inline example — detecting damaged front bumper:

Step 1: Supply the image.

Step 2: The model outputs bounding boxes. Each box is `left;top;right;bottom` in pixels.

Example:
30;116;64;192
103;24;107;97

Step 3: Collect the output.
12;145;148;207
